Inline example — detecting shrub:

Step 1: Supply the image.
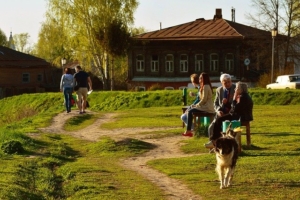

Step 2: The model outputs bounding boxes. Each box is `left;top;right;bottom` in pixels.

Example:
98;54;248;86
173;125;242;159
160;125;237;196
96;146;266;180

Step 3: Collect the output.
1;140;24;154
148;83;162;91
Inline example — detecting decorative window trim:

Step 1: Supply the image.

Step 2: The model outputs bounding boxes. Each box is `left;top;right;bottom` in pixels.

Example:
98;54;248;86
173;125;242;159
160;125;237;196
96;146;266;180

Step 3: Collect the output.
195;54;204;72
136;54;144;72
151;55;159;72
225;53;234;71
210;53;219;72
180;54;188;72
165;54;174;72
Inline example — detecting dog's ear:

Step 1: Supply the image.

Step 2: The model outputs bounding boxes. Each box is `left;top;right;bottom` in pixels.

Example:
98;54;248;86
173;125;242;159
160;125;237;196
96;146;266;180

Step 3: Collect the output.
225;123;232;135
221;132;226;138
231;131;237;138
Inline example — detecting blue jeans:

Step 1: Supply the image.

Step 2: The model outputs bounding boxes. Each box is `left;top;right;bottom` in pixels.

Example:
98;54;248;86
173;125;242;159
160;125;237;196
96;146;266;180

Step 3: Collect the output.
186;108;208;131
181;113;194;130
63;87;73;112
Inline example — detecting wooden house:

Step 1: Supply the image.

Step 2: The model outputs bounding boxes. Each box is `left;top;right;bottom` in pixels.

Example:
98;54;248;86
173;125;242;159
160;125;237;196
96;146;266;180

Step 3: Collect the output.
127;8;279;90
0;45;58;98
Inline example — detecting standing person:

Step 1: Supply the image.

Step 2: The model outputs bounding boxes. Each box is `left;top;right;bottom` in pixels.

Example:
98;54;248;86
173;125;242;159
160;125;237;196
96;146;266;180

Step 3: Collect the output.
206;74;236;139
205;82;253;148
182;72;215;137
181;74;200;127
60;68;74;113
73;65;92;114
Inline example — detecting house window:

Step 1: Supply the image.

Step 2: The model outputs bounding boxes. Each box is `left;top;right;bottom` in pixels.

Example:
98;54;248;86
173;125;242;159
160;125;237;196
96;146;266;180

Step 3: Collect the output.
180;54;188;72
37;74;43;81
22;73;30;83
195;54;204;72
136;54;144;72
210;53;219;72
225;53;234;71
165;54;174;72
151;55;159;72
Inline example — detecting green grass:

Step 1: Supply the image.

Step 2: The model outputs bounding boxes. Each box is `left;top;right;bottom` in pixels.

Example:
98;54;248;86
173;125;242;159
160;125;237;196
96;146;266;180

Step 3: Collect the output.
0;91;300;199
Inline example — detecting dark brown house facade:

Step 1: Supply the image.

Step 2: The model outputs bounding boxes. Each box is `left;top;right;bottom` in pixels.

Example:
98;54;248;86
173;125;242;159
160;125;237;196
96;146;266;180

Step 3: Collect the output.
0;45;58;98
127;9;274;90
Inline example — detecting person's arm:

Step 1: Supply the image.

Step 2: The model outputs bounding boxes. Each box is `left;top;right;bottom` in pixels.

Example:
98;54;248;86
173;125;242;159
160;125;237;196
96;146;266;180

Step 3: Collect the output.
87;76;92;91
194;85;210;107
60;75;64;92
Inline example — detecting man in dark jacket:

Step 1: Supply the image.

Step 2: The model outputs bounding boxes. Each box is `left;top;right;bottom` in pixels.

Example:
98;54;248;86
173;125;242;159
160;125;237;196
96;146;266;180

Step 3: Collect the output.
205;81;253;148
207;74;236;138
74;65;92;114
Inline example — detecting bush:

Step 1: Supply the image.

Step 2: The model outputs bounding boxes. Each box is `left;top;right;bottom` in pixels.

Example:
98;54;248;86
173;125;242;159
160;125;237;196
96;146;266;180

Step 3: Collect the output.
1;140;24;154
148;83;162;91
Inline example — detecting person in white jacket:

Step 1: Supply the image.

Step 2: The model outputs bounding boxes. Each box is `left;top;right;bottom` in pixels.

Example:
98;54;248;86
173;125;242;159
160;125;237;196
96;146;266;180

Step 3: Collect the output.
60;68;74;113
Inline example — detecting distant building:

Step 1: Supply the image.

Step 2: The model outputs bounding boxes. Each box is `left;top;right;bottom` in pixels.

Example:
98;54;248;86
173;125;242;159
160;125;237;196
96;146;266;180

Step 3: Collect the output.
0;45;59;98
127;8;286;90
7;32;15;50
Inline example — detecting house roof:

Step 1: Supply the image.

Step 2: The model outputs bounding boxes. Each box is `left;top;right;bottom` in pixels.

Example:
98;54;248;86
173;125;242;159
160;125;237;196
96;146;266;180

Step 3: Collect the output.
134;15;271;41
0;45;51;68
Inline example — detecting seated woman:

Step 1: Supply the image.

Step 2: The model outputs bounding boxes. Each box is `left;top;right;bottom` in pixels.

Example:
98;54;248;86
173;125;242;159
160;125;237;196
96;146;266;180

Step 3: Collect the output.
182;72;215;137
205;81;253;148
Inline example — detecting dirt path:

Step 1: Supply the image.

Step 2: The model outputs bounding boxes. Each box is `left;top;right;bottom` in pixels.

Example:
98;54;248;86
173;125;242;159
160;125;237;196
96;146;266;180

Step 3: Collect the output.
39;111;202;200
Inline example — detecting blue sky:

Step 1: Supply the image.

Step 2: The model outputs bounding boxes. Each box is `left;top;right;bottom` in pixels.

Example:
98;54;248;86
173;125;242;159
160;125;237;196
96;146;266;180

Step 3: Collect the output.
0;0;253;45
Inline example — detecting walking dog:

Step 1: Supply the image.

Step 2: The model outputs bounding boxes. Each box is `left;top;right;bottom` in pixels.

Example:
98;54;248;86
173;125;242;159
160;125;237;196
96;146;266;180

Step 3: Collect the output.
214;123;239;189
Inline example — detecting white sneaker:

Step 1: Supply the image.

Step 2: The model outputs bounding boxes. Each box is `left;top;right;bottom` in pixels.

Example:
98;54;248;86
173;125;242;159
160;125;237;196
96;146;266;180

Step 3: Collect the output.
204;141;214;148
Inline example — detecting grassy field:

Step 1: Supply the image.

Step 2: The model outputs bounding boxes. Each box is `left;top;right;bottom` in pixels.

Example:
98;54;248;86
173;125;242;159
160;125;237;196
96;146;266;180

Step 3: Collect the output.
0;90;299;199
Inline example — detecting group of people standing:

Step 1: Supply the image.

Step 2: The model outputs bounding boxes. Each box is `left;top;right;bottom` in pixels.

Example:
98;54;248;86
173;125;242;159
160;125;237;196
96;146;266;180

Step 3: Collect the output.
60;65;92;114
181;72;253;148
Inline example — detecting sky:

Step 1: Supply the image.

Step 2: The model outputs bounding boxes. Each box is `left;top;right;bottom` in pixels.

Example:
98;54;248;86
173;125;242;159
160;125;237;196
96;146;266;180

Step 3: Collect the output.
0;0;254;45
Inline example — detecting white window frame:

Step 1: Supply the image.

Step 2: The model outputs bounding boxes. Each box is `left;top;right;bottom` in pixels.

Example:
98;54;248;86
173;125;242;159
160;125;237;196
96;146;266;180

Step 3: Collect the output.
180;54;188;72
225;53;234;71
136;54;144;72
210;53;219;72
22;73;30;83
165;54;174;72
151;55;159;72
195;54;204;72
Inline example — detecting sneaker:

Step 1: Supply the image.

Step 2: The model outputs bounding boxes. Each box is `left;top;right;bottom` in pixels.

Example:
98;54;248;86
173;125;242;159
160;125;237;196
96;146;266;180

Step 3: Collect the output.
182;132;193;137
204;141;214;148
79;111;83;114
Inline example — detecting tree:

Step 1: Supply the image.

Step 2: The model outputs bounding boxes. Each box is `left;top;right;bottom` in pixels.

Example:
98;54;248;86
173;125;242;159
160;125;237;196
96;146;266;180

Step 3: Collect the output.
35;0;138;90
246;0;300;74
0;28;7;46
13;33;31;53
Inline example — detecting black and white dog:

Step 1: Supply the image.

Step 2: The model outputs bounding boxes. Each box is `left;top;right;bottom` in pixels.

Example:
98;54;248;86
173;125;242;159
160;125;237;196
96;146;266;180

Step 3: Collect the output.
214;123;239;189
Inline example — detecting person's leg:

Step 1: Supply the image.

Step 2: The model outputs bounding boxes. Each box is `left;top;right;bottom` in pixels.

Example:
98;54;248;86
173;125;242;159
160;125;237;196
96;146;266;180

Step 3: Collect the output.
208;119;215;138
181;113;188;126
67;88;73;112
211;115;232;141
63;88;69;112
76;90;83;113
81;88;88;112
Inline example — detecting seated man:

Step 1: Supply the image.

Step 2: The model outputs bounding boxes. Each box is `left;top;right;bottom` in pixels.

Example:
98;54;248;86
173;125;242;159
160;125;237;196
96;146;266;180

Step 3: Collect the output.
207;73;236;138
205;81;253;148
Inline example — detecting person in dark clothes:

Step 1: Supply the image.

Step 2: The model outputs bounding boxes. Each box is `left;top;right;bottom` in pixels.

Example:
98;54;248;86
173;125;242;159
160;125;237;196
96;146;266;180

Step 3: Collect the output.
205;81;253;148
73;65;92;114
